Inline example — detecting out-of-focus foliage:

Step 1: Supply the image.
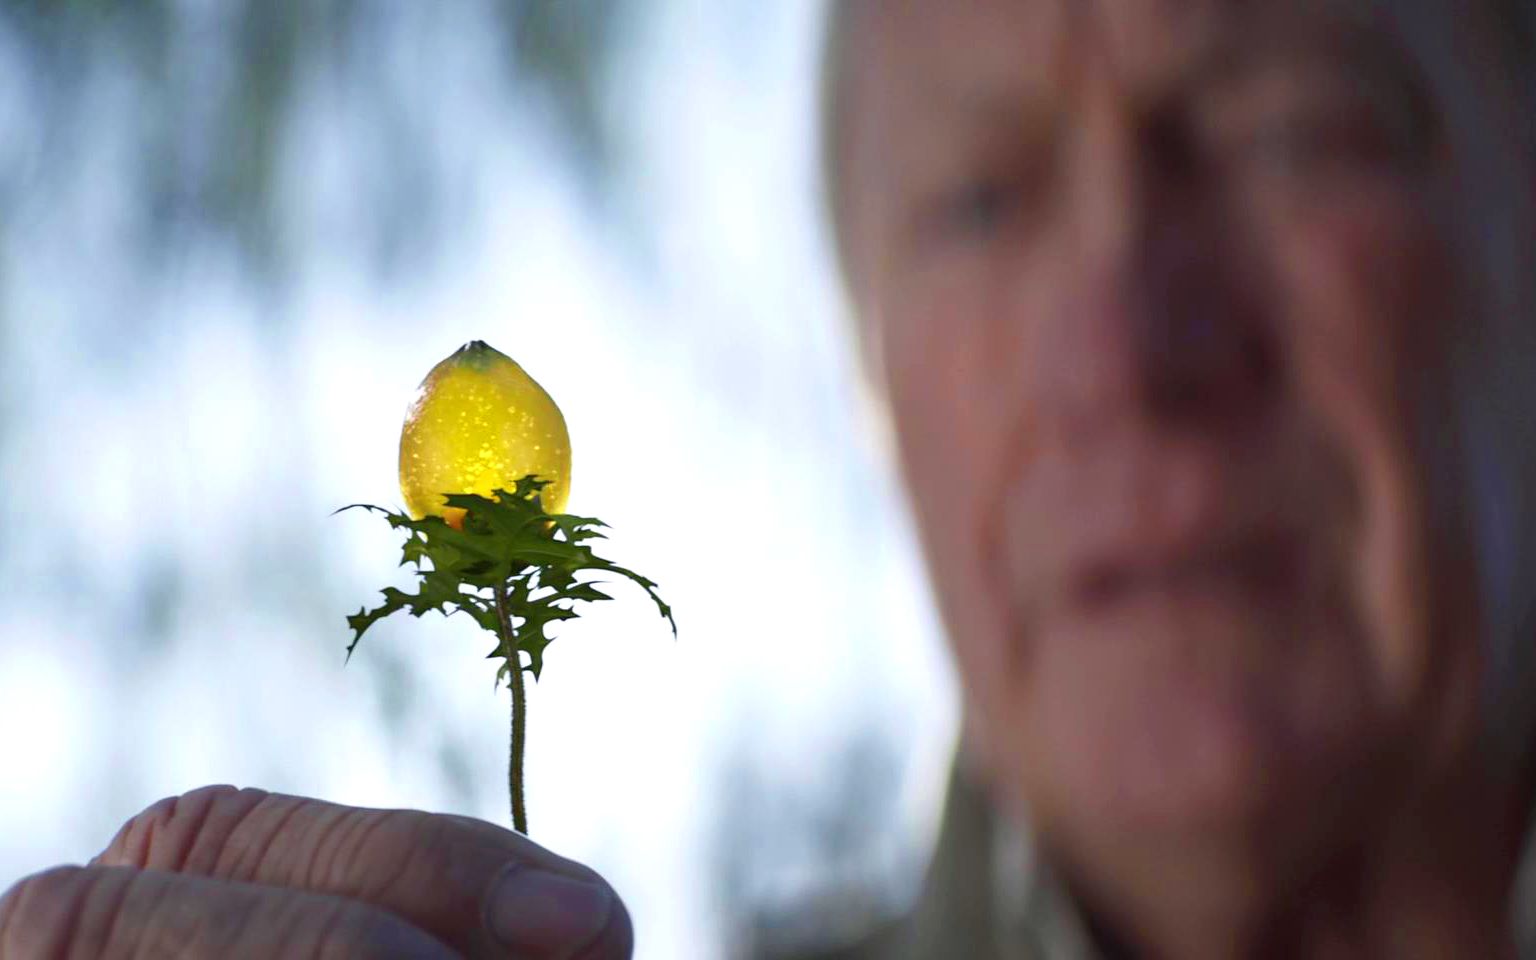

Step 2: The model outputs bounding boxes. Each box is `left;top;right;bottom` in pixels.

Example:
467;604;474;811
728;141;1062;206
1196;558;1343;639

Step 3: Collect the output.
1;0;636;284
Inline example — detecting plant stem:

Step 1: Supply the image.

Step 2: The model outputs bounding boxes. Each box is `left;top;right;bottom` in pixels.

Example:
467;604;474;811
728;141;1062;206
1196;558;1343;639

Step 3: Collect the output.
493;583;528;835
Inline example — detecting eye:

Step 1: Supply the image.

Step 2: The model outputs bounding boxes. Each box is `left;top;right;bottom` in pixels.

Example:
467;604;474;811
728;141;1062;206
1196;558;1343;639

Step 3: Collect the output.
921;163;1054;248
1213;75;1431;186
905;114;1061;252
938;178;1025;236
1245;110;1393;178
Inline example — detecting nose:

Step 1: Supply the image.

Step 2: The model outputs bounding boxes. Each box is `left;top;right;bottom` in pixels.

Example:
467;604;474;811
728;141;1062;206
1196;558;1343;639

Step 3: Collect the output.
1037;98;1278;441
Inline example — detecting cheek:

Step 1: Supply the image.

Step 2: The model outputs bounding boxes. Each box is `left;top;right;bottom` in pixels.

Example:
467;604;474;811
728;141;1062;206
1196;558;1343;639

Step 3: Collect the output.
1268;187;1465;717
879;257;1051;755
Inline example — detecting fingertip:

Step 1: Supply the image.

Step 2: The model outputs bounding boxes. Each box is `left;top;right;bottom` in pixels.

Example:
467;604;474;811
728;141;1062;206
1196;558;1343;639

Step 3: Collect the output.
581;885;635;960
0;865;87;955
95;784;266;872
11;864;86;893
0;880;16;946
95;794;176;867
0;866;39;948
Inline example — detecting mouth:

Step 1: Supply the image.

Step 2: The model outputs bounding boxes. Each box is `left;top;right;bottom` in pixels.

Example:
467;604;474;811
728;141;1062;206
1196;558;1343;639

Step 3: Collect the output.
1071;530;1304;617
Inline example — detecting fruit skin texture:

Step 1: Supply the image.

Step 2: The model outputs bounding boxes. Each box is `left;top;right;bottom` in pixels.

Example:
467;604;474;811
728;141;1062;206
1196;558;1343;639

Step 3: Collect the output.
399;340;571;529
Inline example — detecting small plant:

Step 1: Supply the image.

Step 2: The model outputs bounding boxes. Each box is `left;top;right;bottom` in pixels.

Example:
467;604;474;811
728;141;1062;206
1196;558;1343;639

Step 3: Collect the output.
341;341;674;835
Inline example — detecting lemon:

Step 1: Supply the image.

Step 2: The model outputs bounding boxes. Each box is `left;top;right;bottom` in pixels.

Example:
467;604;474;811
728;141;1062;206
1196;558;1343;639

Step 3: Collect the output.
399;340;571;528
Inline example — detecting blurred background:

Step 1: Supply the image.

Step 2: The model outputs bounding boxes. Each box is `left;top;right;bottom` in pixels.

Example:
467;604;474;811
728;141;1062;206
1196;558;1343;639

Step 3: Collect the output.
0;1;958;956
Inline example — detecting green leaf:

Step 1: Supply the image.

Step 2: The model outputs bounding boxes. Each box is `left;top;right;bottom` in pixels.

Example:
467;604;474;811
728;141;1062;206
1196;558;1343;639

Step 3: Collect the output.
341;479;675;684
557;582;612;603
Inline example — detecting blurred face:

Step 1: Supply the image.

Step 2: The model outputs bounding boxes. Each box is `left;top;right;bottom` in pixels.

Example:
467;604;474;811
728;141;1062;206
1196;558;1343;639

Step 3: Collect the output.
840;0;1501;876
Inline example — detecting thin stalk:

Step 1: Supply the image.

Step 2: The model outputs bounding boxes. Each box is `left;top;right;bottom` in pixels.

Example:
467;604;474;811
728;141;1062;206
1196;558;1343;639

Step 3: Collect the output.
493;582;528;834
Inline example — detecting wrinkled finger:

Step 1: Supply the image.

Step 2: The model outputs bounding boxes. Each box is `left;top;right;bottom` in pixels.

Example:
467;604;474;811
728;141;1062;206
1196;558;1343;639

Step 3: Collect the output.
0;864;456;959
93;785;632;960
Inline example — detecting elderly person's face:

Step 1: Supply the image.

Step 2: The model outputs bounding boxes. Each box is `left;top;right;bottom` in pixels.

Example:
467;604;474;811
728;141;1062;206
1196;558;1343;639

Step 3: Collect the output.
838;0;1531;909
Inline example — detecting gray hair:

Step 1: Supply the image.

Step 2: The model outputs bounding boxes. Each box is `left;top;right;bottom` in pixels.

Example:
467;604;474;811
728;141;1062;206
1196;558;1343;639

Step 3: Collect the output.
816;0;870;290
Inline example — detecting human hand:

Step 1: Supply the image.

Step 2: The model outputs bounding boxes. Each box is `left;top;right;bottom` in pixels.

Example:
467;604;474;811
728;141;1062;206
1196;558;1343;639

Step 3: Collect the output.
0;785;632;958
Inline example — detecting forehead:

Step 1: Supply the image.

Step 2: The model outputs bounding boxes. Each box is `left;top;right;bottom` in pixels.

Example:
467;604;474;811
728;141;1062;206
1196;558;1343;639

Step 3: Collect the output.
851;0;1387;99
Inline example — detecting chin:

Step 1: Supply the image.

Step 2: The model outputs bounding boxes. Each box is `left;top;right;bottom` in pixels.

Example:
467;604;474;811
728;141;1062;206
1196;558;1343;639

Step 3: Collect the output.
1012;612;1390;854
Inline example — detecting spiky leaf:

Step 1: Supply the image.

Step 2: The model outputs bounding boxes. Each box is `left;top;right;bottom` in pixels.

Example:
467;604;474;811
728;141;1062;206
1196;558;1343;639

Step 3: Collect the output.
339;479;674;683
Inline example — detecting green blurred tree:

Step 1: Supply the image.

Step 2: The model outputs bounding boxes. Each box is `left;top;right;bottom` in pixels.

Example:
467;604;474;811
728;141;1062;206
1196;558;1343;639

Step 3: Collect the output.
2;0;637;285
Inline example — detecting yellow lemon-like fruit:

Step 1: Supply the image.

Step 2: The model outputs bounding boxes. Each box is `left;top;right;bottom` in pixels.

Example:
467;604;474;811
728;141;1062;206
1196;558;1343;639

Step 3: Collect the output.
400;340;571;528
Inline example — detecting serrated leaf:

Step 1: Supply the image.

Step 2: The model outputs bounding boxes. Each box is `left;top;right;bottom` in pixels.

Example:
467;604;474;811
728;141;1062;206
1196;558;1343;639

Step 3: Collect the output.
557;582;612;603
343;479;675;678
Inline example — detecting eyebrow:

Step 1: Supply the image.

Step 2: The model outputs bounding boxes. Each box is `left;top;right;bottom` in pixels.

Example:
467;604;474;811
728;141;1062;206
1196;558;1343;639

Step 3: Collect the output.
1184;6;1431;101
1183;12;1438;146
905;3;1430;124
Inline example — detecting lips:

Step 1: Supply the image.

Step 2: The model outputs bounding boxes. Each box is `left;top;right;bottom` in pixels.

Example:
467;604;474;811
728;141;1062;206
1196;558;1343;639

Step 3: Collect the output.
1072;529;1304;616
